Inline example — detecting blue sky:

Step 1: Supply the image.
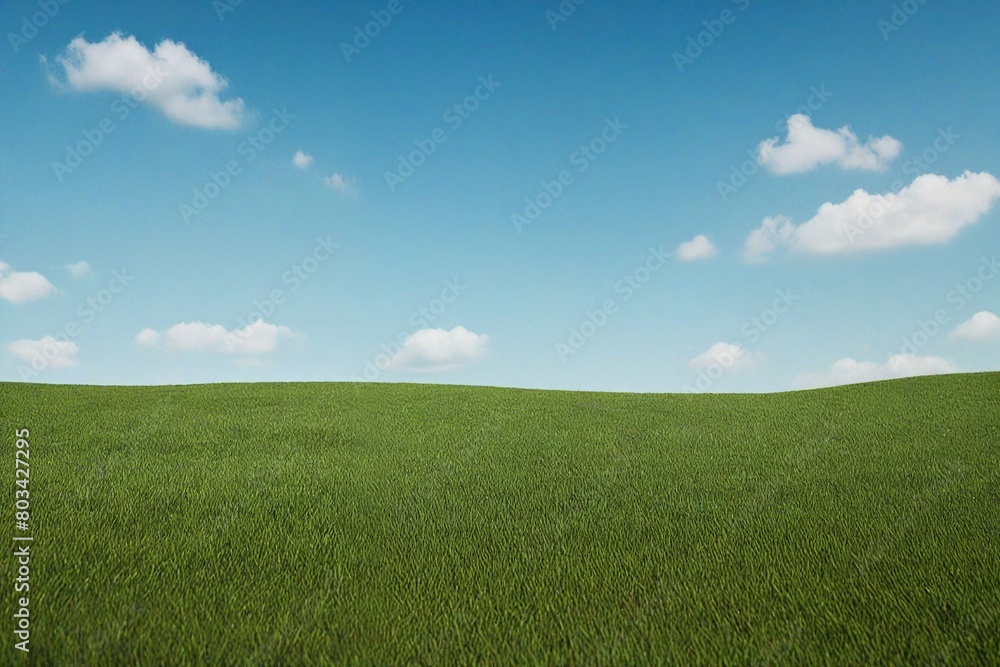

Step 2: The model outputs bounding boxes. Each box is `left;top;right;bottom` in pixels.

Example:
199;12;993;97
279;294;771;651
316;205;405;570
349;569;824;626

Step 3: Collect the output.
2;0;999;392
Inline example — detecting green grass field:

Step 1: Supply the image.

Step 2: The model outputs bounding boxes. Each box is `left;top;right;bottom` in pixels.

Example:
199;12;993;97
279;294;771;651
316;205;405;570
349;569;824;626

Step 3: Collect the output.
2;374;998;665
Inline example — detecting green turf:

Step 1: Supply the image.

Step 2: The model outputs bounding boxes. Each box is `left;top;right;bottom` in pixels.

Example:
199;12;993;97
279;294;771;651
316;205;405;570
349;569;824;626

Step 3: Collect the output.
1;374;998;665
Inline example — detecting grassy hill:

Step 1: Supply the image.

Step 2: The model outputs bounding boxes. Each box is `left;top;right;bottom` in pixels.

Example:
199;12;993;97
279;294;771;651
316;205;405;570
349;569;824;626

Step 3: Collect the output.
2;374;998;665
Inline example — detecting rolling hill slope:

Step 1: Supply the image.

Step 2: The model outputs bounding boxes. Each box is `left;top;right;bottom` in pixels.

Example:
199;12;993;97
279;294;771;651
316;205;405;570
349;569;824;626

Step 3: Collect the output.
1;374;998;664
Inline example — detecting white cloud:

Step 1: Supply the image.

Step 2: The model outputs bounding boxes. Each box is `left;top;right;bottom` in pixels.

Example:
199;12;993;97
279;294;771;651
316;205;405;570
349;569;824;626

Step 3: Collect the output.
135;320;297;355
675;234;718;262
386;326;490;372
744;216;794;263
324;173;358;196
688;342;757;372
49;32;245;130
134;328;162;348
0;261;56;304
7;336;79;370
797;354;956;388
292;150;313;169
743;171;1000;262
757;114;902;175
949;311;1000;342
65;260;91;279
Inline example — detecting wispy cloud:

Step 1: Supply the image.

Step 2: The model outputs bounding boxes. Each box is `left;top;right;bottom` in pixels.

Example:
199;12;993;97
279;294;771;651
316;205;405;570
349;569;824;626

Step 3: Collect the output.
65;260;92;279
797;354;956;388
135;320;299;355
324;173;359;197
7;337;79;369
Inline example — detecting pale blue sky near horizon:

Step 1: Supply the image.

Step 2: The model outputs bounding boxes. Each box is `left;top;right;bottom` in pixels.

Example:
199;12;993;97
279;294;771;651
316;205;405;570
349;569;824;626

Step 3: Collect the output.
1;0;999;392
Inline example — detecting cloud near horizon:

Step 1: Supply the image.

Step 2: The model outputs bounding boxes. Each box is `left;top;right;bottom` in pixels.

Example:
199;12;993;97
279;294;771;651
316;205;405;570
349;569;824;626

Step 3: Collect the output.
688;342;758;372
744;171;1000;262
6;336;79;370
757;114;902;174
386;326;490;372
48;32;245;130
135;320;298;355
797;353;956;388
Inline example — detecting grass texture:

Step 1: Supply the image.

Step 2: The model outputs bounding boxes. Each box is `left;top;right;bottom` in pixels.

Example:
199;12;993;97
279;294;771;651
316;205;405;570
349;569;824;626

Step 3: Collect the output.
1;374;998;665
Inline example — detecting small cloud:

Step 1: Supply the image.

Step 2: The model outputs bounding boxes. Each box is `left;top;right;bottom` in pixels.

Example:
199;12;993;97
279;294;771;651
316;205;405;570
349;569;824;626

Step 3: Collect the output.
949;311;1000;342
386;326;490;372
688;342;758;372
135;320;298;355
743;215;795;264
65;260;92;279
6;336;79;369
675;234;718;262
743;171;1000;262
0;261;56;304
324;172;359;197
797;354;956;388
134;328;162;348
757;114;902;175
48;32;244;130
292;150;313;169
